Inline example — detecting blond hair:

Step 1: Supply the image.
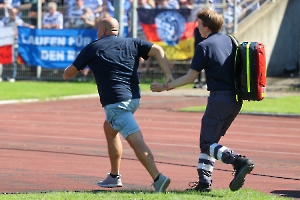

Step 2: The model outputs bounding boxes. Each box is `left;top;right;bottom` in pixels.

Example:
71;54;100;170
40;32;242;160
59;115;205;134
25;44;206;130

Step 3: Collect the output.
48;2;57;10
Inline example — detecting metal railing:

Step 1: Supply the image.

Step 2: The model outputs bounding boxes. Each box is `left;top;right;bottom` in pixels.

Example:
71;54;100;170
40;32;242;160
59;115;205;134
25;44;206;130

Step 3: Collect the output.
0;0;272;82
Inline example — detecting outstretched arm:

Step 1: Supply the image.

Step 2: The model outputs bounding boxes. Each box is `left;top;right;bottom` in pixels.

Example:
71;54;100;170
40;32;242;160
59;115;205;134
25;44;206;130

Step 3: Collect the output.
63;65;79;80
147;44;174;85
151;69;199;92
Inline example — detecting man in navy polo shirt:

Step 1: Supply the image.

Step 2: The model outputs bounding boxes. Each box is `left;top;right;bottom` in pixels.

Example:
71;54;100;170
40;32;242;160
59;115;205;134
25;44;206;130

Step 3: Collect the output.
150;9;255;192
63;17;173;192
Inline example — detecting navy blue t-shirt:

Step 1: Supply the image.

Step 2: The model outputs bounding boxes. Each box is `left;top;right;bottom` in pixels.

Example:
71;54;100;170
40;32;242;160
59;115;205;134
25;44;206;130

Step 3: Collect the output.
190;32;235;91
73;35;152;106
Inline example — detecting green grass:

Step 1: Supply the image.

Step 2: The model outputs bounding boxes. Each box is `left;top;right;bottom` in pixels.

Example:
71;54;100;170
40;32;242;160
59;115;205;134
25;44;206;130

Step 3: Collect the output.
0;81;98;101
0;81;299;115
1;81;300;114
0;189;292;200
241;96;300;114
0;81;192;101
180;95;300;115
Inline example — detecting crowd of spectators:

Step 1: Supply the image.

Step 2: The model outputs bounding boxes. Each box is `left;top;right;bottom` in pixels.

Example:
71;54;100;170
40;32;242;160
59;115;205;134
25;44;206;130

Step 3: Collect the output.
0;0;266;82
0;0;266;34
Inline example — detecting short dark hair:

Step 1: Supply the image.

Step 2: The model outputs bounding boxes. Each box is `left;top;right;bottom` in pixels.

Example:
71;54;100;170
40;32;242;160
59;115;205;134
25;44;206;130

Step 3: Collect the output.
197;9;223;32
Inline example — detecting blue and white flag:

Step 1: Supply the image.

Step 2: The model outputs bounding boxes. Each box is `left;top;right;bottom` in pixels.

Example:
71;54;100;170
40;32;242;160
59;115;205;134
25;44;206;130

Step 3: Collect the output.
18;27;98;69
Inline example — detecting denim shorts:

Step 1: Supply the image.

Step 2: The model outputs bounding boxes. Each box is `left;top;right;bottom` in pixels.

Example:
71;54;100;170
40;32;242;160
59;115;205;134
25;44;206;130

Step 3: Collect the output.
104;99;140;139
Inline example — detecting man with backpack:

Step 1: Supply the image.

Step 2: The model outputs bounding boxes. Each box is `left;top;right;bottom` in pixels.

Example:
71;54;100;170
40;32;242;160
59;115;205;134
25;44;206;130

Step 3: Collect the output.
150;9;254;192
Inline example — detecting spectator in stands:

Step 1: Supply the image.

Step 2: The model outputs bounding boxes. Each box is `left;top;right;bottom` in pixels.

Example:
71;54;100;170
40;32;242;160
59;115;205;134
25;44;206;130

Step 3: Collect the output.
123;0;131;38
208;0;222;13
97;9;110;19
138;0;153;10
156;0;179;9
64;0;75;16
19;0;35;11
224;0;234;34
0;7;25;25
42;1;63;29
192;0;205;5
83;0;103;17
179;0;193;9
168;0;179;9
64;0;95;28
80;7;95;27
41;1;63;77
11;0;21;8
79;10;109;28
102;0;130;37
18;0;36;25
102;0;114;17
147;0;155;8
0;0;11;10
0;0;21;10
28;0;46;26
225;0;245;22
64;4;81;28
0;0;12;17
48;0;63;5
0;7;33;82
207;0;215;11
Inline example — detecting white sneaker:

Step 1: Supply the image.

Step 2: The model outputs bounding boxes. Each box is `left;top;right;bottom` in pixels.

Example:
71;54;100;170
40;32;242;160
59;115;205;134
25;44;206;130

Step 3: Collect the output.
152;174;171;192
0;78;2;82
98;173;123;188
8;78;15;82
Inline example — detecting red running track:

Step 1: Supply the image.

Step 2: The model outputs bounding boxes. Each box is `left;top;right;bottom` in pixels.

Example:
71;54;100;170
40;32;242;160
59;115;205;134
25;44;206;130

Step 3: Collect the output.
0;96;299;198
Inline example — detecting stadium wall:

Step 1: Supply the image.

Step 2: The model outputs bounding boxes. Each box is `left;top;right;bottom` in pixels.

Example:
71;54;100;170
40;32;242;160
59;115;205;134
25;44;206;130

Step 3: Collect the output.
235;0;300;76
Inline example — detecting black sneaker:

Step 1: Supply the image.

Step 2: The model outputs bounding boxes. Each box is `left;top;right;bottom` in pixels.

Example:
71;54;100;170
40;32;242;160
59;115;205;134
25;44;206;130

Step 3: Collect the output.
229;156;254;192
186;181;211;192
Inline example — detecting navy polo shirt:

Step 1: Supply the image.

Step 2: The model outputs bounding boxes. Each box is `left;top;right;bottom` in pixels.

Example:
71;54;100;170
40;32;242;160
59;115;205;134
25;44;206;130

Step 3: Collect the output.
190;32;235;91
73;35;153;106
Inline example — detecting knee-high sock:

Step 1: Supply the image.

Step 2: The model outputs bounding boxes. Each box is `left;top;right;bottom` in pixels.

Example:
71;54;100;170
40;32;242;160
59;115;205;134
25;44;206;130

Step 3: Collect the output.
209;143;239;164
197;153;216;185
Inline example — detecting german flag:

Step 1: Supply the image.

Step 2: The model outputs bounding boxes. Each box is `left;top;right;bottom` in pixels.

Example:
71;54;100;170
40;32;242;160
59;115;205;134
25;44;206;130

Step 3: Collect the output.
137;8;199;60
17;54;25;65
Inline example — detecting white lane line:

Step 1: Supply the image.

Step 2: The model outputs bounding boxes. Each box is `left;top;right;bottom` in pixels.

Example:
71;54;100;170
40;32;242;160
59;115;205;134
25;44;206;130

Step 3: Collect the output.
0;117;300;132
1;133;300;152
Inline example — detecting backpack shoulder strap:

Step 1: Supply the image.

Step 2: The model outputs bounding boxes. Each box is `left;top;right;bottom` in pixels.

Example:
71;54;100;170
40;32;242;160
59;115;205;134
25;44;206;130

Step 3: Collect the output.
228;34;239;47
228;34;240;101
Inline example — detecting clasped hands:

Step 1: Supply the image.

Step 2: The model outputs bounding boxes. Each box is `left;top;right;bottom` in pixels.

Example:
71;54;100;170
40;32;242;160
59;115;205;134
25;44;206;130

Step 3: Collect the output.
150;75;174;92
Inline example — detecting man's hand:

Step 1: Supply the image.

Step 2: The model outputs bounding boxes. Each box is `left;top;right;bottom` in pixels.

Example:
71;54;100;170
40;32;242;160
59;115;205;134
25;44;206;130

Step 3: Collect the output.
163;75;174;88
150;82;166;92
